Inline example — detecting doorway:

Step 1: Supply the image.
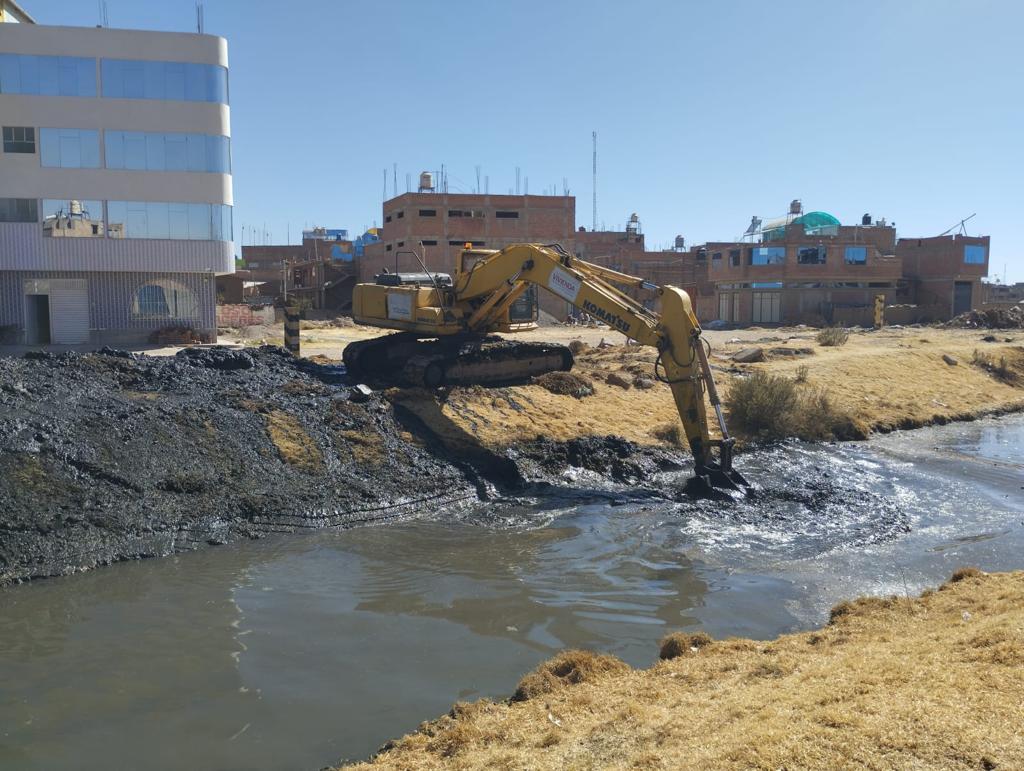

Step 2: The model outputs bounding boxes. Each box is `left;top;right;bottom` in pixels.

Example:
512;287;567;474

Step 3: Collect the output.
953;282;972;316
26;295;51;344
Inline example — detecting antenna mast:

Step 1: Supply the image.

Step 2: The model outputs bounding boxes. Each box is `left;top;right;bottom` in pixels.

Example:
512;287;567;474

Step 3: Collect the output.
592;131;597;231
195;1;204;33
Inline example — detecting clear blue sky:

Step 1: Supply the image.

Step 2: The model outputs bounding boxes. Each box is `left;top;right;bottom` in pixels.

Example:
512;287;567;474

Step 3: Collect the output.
33;0;1024;282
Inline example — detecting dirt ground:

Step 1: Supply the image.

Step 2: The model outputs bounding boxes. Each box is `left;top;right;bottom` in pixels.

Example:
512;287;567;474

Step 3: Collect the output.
219;321;1024;449
342;569;1024;771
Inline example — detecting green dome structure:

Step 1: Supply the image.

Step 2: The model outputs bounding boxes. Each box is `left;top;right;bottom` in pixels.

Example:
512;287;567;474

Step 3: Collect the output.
763;210;840;240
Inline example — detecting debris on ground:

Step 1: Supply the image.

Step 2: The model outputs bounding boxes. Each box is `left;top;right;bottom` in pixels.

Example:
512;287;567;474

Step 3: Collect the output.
946;305;1024;329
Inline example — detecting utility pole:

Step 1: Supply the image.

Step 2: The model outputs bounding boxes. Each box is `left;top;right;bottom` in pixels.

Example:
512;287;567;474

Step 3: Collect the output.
592;130;597;232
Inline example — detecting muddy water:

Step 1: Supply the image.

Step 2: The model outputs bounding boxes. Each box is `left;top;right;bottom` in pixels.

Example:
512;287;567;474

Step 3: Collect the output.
1;416;1022;770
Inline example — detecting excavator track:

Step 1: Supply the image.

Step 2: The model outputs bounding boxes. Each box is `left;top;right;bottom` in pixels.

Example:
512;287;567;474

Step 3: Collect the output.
343;333;574;388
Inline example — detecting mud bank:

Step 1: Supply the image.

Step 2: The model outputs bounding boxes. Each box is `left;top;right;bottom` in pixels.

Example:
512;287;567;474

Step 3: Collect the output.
0;347;684;585
343;569;1024;771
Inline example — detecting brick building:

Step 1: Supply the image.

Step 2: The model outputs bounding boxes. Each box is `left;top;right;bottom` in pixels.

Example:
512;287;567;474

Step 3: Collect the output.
239;227;357;310
360;192;575;282
896;234;991;318
356;190;989;327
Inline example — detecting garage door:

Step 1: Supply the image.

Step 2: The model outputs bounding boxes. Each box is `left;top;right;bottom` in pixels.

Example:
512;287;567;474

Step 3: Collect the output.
752;292;781;323
49;280;90;344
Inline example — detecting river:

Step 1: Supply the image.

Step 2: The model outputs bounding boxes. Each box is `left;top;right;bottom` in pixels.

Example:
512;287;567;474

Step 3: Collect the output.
1;416;1022;770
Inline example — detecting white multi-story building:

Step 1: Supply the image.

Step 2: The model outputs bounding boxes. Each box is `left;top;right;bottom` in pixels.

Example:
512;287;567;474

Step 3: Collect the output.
0;1;233;345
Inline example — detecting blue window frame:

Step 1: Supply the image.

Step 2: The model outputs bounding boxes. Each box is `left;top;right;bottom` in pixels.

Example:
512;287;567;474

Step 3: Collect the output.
751;246;785;265
751;282;783;289
0;54;96;96
844;246;867;265
964;245;986;264
105;131;230;173
39;128;100;168
101;59;228;104
107;201;233;241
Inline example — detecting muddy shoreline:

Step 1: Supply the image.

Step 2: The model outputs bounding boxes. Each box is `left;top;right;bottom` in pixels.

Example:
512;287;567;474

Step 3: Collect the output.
0;347;685;585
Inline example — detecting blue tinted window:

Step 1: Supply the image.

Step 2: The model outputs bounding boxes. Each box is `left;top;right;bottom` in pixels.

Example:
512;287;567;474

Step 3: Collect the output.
107;201;232;240
964;245;986;264
0;54;96;96
844;246;867;264
101;59;228;103
751;282;784;289
104;131;231;173
751;246;786;265
39;128;100;168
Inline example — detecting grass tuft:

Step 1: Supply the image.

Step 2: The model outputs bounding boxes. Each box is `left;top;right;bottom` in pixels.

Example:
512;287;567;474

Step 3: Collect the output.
659;632;714;660
817;327;850;346
512;650;629;702
651;422;685;447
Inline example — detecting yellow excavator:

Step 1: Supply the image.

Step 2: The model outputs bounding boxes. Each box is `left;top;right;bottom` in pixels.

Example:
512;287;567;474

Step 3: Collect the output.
347;242;748;493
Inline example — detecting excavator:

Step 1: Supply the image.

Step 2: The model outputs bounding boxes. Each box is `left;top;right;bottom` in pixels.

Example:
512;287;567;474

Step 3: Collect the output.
347;242;748;494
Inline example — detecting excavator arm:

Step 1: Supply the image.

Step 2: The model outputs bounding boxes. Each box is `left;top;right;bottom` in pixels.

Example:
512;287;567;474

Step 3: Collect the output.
451;243;747;492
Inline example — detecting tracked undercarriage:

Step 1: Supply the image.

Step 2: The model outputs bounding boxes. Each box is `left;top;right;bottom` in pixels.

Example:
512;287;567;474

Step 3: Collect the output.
343;333;574;388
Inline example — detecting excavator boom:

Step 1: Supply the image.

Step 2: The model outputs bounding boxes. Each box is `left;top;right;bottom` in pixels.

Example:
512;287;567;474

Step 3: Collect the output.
350;242;749;494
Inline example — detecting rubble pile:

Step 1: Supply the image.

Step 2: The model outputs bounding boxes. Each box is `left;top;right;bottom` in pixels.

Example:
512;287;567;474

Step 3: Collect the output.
945;305;1024;329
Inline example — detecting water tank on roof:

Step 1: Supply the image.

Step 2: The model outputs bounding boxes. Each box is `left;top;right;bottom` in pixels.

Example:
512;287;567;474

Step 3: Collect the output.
862;213;872;225
674;235;686;249
418;172;434;192
69;200;83;215
629;212;639;223
789;199;803;215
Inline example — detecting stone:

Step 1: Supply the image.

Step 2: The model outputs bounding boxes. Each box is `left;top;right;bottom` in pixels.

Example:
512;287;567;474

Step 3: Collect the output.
349;384;374;402
942;354;958;366
605;372;632;389
732;347;765;363
633;376;656;390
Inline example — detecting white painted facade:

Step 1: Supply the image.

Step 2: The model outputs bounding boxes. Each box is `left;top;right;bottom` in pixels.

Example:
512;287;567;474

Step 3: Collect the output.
0;18;233;345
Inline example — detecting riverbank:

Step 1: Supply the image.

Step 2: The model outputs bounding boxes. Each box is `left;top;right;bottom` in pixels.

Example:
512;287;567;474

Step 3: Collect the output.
383;326;1024;449
343;568;1024;770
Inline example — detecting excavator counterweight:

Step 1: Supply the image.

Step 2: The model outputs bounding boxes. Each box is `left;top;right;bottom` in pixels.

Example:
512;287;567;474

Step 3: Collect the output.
347;243;750;495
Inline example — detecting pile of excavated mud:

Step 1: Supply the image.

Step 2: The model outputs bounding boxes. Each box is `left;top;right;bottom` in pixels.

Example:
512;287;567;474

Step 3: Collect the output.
946;305;1024;329
0;347;683;584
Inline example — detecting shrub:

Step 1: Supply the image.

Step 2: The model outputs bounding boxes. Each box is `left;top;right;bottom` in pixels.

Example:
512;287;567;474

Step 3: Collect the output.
725;371;863;441
817;327;850;347
794;364;810;383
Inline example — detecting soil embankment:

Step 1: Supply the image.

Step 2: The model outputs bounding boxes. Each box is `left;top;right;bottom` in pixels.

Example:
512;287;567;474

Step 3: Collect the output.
388;327;1024;449
342;569;1024;770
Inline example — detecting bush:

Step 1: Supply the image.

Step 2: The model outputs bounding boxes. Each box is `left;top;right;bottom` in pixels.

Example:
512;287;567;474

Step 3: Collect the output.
817;327;850;347
725;371;863;441
794;364;810;383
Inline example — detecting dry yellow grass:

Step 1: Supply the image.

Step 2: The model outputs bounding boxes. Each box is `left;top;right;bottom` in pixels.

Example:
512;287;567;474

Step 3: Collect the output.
264;409;323;471
387;329;1023;451
341;570;1024;770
